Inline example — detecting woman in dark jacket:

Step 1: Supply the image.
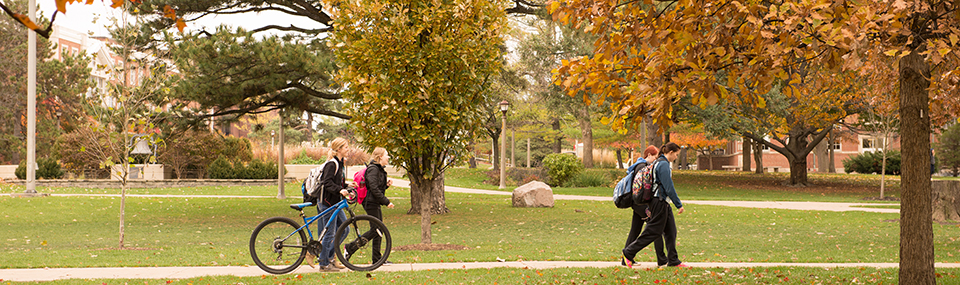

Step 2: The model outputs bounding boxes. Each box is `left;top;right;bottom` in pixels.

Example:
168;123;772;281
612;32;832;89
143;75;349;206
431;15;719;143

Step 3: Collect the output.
623;142;688;268
346;147;394;264
622;145;666;266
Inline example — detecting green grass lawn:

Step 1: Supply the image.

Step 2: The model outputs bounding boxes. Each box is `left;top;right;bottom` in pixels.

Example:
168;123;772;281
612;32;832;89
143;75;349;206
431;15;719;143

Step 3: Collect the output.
1;168;951;283
11;266;960;284
443;167;903;203
2;188;958;269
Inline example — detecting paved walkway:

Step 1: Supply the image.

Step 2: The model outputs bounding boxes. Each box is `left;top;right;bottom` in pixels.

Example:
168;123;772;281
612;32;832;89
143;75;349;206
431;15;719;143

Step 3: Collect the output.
3;179;905;281
4;261;960;282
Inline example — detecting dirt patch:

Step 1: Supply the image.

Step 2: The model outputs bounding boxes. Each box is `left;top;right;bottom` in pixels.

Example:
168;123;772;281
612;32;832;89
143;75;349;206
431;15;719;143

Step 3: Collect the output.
393;243;470;251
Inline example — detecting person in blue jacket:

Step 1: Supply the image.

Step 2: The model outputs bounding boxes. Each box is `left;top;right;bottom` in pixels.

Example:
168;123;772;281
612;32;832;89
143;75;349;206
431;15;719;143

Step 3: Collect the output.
621;145;666;266
622;142;688;268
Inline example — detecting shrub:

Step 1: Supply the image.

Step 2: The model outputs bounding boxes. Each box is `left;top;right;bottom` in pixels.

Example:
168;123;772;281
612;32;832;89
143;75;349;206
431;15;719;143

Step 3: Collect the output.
245;159;278;179
15;158;64;179
208;156;234;179
843;150;901;175
541;153;583;187
15;162;24;179
291;150;323;164
566;171;608;187
220;137;254;162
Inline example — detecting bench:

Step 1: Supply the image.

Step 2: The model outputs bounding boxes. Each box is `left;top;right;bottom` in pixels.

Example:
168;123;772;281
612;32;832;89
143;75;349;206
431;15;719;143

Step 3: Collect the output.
721;165;740;171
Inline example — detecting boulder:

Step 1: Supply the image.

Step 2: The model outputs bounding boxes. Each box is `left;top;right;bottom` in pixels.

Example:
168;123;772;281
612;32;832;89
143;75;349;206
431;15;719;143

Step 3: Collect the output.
512;181;554;208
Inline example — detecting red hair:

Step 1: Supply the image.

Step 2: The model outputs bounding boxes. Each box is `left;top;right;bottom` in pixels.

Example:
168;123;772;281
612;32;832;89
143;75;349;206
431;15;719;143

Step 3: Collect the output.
643;145;658;157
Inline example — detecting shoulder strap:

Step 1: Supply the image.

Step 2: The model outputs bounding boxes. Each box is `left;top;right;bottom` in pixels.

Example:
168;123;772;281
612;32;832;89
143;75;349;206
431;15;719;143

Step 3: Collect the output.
652;158;667;197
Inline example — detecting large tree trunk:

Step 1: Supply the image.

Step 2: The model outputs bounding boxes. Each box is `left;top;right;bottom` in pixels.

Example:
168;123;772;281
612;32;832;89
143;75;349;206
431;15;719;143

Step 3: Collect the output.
552;119;562;153
932;180;960;222
828;132;837;173
408;172;450;216
898;49;935;284
753;140;764;174
578;108;594;168
742;136;752;172
789;157;808;186
815;139;828;173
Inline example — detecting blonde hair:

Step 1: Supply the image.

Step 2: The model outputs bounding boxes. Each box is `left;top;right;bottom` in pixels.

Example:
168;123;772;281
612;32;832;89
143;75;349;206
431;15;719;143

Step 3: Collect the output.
371;147;387;163
328;137;349;158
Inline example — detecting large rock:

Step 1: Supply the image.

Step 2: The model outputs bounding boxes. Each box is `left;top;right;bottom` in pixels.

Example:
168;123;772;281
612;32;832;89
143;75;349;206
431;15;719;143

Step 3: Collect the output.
512;181;554;208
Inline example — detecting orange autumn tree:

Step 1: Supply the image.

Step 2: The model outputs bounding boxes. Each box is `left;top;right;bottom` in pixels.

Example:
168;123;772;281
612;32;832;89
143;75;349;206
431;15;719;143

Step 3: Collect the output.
549;0;960;283
0;0;184;38
673;129;727;171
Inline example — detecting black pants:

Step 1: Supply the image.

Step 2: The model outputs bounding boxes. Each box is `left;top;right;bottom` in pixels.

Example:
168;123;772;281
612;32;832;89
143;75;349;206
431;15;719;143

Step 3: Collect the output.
359;206;384;262
623;198;680;266
626;204;667;265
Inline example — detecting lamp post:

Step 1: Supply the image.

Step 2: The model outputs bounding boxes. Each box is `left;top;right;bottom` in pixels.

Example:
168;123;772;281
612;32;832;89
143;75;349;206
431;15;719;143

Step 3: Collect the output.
499;100;510;189
271;130;276;148
55;110;62;130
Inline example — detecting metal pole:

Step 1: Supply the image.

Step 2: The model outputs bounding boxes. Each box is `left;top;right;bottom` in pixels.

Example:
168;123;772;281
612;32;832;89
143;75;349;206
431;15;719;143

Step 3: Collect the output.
526;138;530;168
277;111;286;199
511;130;515;168
25;0;38;194
499;112;506;189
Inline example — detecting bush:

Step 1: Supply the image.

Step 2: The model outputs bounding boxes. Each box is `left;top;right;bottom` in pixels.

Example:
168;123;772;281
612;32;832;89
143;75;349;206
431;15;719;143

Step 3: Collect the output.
566;171;609;188
541;153;583;187
291;150;323;164
15;158;64;179
843;150;901;175
208;156;235;179
245;159;278;179
506;167;547;185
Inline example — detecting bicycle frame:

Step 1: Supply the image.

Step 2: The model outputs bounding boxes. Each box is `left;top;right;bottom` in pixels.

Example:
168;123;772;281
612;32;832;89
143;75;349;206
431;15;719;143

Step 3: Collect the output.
285;199;356;243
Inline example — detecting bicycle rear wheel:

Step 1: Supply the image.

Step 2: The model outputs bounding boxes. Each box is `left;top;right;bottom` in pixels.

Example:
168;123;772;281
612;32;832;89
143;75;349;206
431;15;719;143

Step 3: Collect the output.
250;217;308;274
334;215;392;271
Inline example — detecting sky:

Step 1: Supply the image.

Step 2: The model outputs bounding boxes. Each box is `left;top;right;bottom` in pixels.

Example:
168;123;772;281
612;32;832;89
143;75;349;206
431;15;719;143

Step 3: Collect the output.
34;0;323;37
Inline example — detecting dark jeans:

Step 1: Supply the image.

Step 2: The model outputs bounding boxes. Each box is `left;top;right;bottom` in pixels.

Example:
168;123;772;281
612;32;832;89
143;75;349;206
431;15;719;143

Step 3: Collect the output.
626;204;667;265
623;198;681;266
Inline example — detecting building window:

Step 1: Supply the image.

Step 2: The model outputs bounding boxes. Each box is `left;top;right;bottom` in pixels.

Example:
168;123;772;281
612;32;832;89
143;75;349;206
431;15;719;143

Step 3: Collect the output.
72;47;78;55
830;142;841;150
861;137;884;152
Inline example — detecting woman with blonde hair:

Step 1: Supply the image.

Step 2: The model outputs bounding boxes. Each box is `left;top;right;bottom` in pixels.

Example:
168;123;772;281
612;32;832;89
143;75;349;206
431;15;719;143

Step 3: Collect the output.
317;137;353;271
345;147;395;264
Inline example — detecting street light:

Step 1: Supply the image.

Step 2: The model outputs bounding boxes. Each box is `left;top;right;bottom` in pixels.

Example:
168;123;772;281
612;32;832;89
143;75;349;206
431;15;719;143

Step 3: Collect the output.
271;130;276;148
55;109;62;130
499;100;510;189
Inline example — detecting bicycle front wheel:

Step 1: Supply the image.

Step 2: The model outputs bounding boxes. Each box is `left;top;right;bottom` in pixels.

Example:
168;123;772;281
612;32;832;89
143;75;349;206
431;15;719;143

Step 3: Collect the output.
334;215;392;271
250;216;308;274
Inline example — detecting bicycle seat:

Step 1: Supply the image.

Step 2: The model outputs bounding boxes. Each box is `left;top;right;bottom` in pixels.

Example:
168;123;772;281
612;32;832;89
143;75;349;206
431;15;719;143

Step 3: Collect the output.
290;202;315;210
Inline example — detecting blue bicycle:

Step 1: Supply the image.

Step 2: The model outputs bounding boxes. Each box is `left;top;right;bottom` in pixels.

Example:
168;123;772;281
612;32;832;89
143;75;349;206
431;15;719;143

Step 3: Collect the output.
249;194;392;274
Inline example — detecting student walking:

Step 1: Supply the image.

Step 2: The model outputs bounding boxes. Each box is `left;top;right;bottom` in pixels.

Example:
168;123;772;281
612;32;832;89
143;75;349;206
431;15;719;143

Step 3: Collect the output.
622;145;667;266
345;147;396;264
317;137;352;271
622;142;687;268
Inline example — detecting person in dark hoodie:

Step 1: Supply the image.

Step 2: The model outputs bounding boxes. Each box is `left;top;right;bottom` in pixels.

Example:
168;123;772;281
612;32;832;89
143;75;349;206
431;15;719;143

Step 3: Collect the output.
622;142;688;268
621;145;667;266
345;147;395;264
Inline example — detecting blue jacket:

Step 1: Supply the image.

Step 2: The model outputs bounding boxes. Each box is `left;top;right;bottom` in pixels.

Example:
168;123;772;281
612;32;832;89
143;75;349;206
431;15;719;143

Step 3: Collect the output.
653;154;682;209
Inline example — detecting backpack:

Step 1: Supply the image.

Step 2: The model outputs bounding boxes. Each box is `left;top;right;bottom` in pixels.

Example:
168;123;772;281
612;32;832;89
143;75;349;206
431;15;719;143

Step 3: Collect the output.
632;158;665;205
613;159;647;208
353;166;368;205
301;159;338;203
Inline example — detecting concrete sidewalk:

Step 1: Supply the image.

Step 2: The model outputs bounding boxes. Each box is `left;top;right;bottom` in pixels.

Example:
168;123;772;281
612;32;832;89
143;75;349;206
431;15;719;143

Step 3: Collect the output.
4;261;959;282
